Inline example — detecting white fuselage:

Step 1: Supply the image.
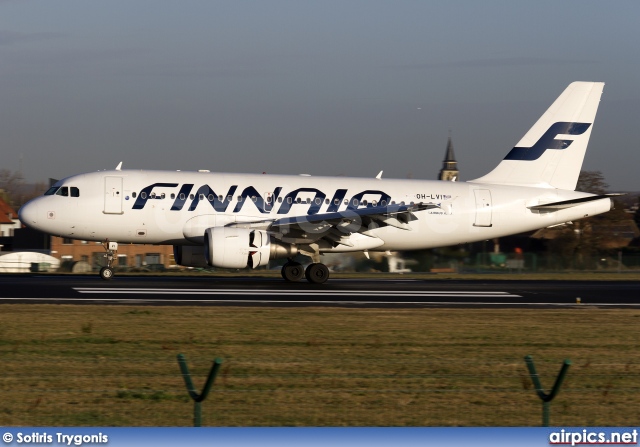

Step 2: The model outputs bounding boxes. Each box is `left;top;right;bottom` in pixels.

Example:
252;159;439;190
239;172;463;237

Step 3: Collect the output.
19;169;612;253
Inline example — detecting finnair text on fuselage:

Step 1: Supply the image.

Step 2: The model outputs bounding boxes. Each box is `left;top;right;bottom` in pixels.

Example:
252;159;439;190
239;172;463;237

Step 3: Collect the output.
131;183;397;215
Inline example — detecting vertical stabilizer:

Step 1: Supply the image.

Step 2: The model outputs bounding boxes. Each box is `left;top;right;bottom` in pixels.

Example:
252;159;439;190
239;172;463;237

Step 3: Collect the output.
469;82;604;190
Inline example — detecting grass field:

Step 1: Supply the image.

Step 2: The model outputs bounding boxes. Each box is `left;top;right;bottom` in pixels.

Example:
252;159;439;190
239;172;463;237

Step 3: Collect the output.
1;304;639;426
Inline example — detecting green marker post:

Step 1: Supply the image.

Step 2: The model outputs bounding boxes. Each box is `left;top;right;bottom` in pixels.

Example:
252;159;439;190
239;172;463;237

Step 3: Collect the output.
524;355;571;426
177;354;222;427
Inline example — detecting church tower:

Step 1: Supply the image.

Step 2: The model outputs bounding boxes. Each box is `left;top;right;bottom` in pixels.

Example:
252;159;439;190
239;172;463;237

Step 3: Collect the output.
438;134;459;181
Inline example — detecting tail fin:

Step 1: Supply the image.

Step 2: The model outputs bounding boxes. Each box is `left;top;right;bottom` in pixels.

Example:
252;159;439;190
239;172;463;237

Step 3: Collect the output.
470;81;604;190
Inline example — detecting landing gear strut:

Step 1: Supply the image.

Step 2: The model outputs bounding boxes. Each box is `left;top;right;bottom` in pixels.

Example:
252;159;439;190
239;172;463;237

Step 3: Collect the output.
280;260;330;284
100;241;118;280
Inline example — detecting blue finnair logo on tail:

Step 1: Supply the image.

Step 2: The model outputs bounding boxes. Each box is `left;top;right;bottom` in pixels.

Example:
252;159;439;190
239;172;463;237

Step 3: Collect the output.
504;122;591;161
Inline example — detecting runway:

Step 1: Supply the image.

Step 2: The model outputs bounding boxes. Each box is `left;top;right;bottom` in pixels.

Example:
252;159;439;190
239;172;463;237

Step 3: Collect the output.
1;274;639;308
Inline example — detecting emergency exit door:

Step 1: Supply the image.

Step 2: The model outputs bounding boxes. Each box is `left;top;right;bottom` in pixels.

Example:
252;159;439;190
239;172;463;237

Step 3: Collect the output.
473;189;492;227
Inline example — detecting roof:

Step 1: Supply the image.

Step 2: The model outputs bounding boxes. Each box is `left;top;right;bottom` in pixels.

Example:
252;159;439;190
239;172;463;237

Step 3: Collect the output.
0;197;18;224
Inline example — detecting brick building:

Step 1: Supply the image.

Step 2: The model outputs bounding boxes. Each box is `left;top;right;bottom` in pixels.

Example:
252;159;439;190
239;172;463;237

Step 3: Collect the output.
50;236;175;270
0;196;21;238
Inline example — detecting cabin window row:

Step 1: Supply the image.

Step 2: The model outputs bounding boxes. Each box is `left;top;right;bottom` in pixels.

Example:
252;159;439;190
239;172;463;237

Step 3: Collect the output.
126;191;400;207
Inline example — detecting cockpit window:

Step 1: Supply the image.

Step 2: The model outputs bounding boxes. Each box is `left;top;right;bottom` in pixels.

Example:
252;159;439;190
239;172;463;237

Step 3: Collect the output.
51;186;80;197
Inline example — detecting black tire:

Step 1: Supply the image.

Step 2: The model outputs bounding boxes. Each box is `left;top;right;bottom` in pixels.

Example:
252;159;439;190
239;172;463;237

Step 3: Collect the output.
305;263;330;284
99;267;114;280
282;262;304;282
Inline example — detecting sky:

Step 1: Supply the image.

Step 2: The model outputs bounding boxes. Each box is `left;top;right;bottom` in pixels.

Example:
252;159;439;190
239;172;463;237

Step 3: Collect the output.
1;0;639;191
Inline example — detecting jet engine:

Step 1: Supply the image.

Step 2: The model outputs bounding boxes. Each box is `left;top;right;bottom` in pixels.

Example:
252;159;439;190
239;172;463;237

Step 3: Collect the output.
203;227;297;269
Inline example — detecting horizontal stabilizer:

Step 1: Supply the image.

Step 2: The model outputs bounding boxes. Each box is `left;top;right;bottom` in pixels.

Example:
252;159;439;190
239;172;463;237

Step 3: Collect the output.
528;194;618;211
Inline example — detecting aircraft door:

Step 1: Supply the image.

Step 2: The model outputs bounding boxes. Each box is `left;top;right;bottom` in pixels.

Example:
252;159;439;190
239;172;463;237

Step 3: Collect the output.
104;176;124;214
473;189;492;227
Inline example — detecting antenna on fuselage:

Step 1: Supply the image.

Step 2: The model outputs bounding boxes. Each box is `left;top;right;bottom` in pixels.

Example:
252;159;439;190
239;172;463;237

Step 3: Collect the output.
115;162;123;171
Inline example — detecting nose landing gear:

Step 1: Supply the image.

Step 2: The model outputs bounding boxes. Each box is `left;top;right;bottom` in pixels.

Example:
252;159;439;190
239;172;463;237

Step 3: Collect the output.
100;241;118;280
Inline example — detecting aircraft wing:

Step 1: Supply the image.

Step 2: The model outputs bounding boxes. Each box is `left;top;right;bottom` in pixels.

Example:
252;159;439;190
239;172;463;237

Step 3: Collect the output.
228;202;440;247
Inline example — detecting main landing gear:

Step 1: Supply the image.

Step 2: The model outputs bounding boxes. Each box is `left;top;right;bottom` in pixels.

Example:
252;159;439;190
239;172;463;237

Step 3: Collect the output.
281;261;330;284
99;241;118;280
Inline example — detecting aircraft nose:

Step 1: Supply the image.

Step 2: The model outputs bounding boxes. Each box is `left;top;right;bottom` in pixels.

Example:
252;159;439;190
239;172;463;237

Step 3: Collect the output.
18;199;42;229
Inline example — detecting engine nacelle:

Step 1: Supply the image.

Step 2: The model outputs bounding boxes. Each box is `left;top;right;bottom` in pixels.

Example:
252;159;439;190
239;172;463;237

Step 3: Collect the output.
204;228;273;269
173;245;208;268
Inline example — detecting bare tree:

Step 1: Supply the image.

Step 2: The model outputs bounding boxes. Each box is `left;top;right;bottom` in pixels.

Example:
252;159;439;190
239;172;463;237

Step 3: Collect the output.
0;169;24;207
546;170;632;268
576;170;609;195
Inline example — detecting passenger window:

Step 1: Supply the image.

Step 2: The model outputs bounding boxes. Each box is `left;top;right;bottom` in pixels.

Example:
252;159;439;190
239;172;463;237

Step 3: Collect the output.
315;198;321;205
227;195;232;201
252;196;257;202
161;193;165;199
237;196;243;202
199;194;205;200
180;193;185;200
334;199;339;205
132;192;137;198
287;197;292;204
71;187;80;197
171;193;176;199
218;195;223;202
381;200;386;206
306;198;311;204
151;192;156;199
190;194;194;200
141;192;147;199
208;194;214;201
325;198;329;205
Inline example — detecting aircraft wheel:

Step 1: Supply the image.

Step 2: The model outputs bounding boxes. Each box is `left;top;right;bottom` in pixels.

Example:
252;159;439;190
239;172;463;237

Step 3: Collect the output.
99;267;114;280
282;262;304;282
305;263;330;284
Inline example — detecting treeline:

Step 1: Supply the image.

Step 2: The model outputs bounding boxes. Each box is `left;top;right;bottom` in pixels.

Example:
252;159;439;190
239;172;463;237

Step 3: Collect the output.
0;169;48;209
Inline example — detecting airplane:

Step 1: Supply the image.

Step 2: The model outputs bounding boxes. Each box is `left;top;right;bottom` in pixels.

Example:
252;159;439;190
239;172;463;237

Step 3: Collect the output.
19;81;614;284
